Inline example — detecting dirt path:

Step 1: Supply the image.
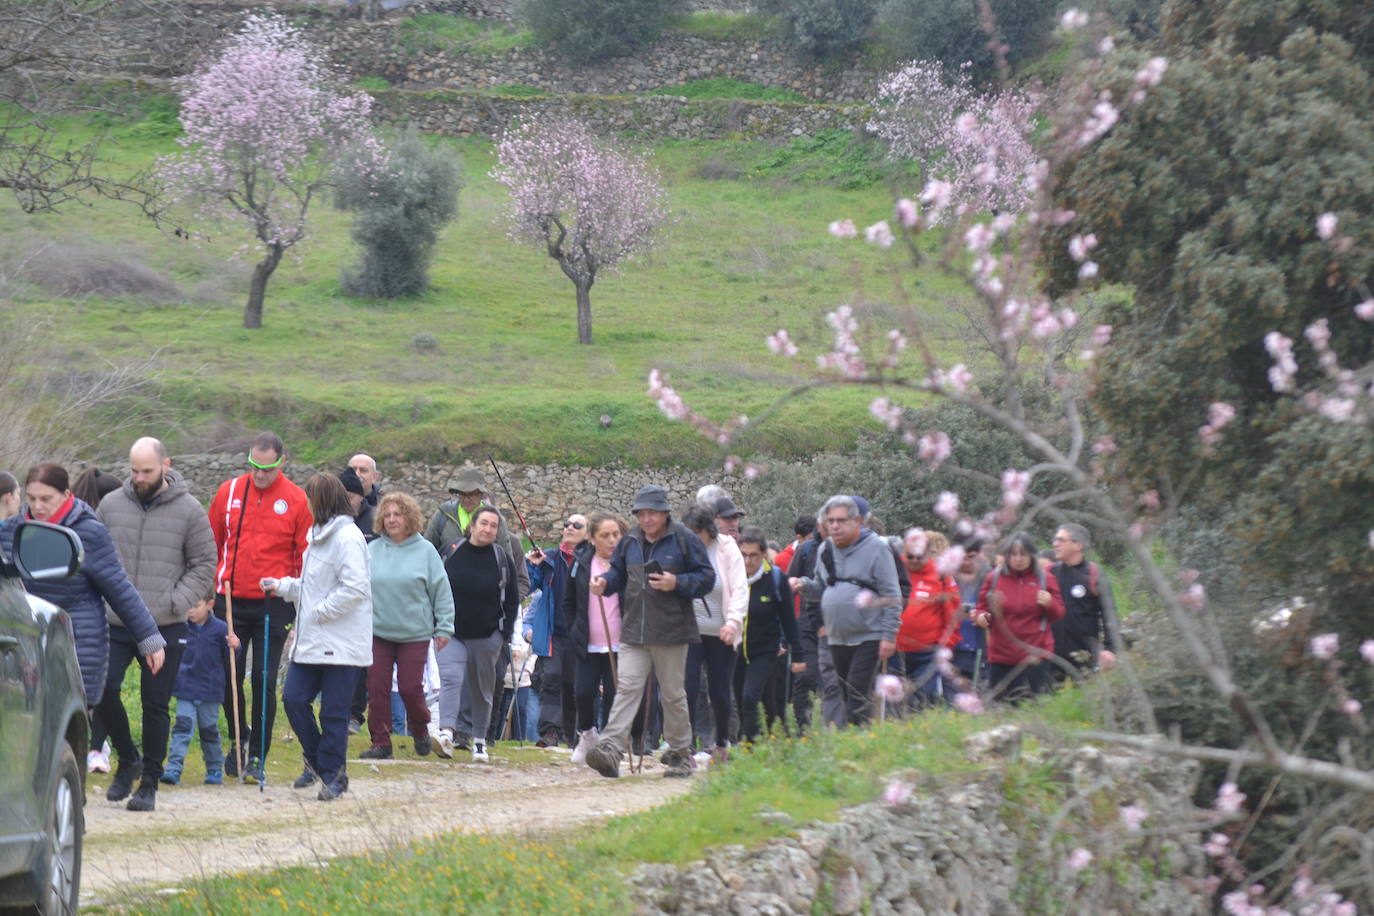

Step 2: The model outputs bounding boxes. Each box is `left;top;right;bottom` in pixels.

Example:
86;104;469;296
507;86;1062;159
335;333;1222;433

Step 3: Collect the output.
79;746;691;908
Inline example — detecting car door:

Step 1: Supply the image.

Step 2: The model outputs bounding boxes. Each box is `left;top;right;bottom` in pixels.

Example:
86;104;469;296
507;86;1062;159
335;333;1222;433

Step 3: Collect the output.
0;572;44;870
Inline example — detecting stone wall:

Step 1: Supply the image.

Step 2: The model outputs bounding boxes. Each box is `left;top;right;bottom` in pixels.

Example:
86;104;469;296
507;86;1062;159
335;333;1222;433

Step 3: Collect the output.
63;0;880;103
162;453;741;541
372;88;868;141
631;729;1211;915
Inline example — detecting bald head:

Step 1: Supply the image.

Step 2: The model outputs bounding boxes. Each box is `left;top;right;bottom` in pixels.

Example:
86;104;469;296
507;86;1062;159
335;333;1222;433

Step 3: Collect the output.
129;437;170;501
348;453;379;490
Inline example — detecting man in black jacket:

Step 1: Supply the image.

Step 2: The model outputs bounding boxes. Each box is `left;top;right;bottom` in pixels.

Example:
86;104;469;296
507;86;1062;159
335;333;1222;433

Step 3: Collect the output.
585;485;715;779
1050;524;1120;679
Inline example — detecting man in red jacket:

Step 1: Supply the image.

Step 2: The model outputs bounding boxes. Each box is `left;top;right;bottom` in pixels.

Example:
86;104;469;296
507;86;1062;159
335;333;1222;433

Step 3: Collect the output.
208;431;312;781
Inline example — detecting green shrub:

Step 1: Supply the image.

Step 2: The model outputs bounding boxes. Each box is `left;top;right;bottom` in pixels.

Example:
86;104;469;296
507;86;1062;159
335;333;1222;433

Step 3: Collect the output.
519;0;684;63
648;77;807;102
334;125;461;299
352;76;391;91
757;0;877;60
127;93;182;139
875;0;1059;80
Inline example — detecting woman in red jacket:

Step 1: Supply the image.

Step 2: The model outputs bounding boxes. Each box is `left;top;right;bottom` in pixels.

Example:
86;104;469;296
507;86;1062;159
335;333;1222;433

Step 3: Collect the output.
974;533;1064;702
895;530;961;708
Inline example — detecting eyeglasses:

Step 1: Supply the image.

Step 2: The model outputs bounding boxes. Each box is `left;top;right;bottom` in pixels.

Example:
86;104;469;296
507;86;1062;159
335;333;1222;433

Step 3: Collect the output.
247;453;283;470
563;520;584;530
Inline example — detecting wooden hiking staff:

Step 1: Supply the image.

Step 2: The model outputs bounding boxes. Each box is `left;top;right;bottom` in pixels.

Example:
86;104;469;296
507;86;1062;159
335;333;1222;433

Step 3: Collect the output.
225;593;244;780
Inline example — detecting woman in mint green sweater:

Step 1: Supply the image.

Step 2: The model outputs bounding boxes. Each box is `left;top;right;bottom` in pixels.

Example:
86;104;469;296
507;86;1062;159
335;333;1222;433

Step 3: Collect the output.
361;492;455;759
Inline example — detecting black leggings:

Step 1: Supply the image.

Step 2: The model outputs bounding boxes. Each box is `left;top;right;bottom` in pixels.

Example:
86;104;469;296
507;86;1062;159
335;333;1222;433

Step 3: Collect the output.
734;652;786;742
685;635;737;748
573;652;616;733
95;622;186;783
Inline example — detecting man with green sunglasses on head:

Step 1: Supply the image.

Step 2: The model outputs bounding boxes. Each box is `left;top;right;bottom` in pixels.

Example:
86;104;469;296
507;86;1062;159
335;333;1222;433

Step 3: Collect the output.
208;431;313;783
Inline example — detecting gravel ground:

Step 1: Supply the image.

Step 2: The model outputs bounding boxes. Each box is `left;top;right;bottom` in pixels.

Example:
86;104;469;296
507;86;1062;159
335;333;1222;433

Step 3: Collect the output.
80;745;691;908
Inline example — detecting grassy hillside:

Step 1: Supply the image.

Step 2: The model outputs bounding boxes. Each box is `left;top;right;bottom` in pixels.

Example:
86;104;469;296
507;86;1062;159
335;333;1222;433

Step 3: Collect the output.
1;101;964;467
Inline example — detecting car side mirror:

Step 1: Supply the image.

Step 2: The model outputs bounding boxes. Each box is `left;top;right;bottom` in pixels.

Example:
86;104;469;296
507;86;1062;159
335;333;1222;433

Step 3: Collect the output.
12;520;83;580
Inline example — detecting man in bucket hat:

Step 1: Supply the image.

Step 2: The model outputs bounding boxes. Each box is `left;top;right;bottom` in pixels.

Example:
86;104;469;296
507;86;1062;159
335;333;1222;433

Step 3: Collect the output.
585;485;716;779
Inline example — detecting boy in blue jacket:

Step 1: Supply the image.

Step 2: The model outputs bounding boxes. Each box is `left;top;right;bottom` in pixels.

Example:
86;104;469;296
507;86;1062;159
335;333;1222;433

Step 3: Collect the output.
162;594;238;785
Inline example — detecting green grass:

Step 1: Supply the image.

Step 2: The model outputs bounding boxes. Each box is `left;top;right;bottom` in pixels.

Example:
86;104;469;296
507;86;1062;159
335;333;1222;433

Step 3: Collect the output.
107;691;1095;915
648;77;808;103
352;75;392;92
1;104;962;467
397;14;533;57
663;10;780;42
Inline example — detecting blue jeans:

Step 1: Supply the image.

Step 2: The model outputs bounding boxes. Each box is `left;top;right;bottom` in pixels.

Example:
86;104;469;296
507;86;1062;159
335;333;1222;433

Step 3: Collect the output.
901;650;952;709
283;663;359;790
166;697;224;775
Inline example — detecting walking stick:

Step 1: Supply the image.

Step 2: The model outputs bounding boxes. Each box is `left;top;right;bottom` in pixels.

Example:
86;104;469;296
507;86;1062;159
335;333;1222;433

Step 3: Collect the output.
225;593;244;782
878;657;888;723
485;454;543;551
501;648;533;744
259;613;270;791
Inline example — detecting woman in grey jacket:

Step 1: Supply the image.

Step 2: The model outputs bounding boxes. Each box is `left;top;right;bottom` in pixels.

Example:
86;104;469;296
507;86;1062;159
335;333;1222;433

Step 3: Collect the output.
262;474;372;801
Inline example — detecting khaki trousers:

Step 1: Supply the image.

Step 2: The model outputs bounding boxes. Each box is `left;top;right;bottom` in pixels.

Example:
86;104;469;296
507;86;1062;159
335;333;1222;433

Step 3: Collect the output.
600;643;691;756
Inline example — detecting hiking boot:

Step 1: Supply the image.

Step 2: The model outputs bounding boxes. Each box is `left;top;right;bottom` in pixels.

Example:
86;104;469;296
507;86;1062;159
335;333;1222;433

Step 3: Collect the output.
585;742;621;779
87;749;110;774
159;769;181;786
359;745;392;760
126;782;157;812
293;769;318;789
571;728;598;766
225;748;240;778
434;729;454;760
471;742;489;763
453;733;471;752
318;779;346;801
535;730;560;748
347;718;362;736
106;759;143;802
413;731;432;757
662;751;693;779
710;745;729;766
204;770;223;785
244;757;265;785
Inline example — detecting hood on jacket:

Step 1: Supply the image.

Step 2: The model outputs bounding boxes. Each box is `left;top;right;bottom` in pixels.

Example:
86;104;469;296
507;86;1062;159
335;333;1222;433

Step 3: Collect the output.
118;468;192;508
311;514;356;545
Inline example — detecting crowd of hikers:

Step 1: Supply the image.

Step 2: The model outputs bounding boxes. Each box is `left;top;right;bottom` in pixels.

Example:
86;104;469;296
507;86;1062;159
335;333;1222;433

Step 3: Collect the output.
0;429;1121;805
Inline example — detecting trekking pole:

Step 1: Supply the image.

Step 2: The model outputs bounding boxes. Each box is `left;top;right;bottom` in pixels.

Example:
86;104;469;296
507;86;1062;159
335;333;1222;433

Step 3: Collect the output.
596;595;619;684
259;613;270;791
502;649;533;745
485;454;543;551
225;593;244;783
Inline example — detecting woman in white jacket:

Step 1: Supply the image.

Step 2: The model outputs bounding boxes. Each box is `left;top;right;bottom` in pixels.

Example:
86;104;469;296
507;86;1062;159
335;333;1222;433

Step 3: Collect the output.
680;504;746;764
262;474;372;801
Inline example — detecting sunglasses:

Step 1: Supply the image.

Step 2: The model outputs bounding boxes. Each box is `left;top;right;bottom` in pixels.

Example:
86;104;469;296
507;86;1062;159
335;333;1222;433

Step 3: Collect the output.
247;453;284;470
563;520;585;530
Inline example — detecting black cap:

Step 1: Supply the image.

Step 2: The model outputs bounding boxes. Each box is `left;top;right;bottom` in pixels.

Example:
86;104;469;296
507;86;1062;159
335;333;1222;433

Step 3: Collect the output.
714;496;745;519
338;467;366;497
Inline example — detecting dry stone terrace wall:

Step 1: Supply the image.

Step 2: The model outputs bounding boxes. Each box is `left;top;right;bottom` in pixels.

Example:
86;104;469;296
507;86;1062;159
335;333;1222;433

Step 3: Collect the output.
372;89;867;141
158;453;741;543
62;0;880;103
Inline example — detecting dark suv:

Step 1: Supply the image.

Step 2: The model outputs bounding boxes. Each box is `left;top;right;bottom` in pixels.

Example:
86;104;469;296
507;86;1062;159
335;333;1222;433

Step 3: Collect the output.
0;520;88;916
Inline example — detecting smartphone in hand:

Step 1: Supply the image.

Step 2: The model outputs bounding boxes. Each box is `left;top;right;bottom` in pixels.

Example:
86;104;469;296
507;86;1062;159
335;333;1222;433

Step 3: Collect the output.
644;560;664;577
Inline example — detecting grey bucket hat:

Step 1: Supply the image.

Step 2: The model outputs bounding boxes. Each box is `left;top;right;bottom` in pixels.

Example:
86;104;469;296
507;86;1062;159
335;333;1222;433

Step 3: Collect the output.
447;466;487;494
630;485;671;513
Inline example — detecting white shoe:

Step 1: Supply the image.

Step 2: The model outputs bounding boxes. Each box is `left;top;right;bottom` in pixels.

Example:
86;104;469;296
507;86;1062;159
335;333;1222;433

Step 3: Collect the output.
571;728;598;766
435;729;454;760
471;741;489;763
87;750;109;774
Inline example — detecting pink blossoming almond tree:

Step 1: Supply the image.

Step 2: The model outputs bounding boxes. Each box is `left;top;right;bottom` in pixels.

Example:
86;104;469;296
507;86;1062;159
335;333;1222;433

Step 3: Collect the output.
157;13;382;329
492;116;670;345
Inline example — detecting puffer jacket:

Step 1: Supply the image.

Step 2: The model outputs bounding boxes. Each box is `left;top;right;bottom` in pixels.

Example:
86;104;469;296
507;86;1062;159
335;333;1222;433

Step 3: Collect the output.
975;563;1065;666
280;515;372;667
98;470;217;628
598;519;715;646
0;499;165;702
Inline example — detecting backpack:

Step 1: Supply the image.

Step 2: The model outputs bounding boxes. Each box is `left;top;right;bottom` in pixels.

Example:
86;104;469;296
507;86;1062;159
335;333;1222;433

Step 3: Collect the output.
442;537;510;605
817;537;882;594
1051;560;1100;597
